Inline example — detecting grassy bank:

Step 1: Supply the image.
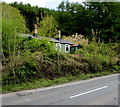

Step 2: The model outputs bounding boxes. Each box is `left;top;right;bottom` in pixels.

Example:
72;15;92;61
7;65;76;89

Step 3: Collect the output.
2;71;118;94
2;40;120;94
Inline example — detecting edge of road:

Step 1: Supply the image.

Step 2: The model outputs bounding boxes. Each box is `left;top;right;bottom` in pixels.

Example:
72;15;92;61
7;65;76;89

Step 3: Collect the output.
1;73;119;97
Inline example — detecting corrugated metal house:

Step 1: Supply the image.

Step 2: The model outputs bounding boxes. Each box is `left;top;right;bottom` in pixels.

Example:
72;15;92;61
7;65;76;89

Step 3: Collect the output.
21;34;81;53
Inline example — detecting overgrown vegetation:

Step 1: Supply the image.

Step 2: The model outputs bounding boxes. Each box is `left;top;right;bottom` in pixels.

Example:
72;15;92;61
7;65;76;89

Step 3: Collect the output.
75;41;120;73
2;39;119;91
1;2;120;93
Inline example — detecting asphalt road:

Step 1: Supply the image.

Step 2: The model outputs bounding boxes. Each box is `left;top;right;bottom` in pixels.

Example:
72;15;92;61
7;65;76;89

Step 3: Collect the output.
2;74;119;105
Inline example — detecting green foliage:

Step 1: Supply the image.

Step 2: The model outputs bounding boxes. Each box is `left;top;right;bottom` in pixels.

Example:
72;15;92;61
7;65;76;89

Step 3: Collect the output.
56;2;120;42
2;41;119;86
75;42;118;73
2;3;29;79
84;2;120;42
2;3;27;56
2;2;120;89
38;15;58;38
2;3;27;33
23;38;56;54
10;2;47;32
9;1;120;42
2;71;116;93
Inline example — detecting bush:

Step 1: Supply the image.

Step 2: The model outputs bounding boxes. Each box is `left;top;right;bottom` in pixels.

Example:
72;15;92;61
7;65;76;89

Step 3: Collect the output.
75;41;118;73
23;38;56;54
2;39;119;86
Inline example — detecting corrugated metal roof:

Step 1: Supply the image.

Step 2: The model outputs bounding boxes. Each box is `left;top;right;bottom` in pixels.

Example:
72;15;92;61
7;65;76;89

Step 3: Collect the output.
55;38;74;44
50;38;60;43
36;37;60;43
21;34;73;44
36;36;44;39
59;39;74;45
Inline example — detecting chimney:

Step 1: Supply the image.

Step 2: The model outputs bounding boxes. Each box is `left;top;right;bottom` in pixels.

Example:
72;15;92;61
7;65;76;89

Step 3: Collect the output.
56;26;61;40
34;24;38;37
58;30;61;40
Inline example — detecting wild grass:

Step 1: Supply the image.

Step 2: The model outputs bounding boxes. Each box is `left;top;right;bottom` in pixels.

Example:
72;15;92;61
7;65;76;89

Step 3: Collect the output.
2;41;119;93
2;71;118;94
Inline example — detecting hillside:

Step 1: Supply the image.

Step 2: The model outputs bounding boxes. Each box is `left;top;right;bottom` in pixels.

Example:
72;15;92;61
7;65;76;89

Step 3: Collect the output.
1;2;120;93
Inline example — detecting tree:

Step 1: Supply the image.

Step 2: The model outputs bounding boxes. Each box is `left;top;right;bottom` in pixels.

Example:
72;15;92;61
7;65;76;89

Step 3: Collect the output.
2;3;26;33
56;2;86;36
10;1;120;42
1;3;27;75
85;2;120;42
10;2;47;33
38;15;58;38
2;3;27;55
58;1;65;11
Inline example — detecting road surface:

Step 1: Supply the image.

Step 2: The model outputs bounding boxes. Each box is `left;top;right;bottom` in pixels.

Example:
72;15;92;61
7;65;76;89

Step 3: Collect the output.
2;74;119;106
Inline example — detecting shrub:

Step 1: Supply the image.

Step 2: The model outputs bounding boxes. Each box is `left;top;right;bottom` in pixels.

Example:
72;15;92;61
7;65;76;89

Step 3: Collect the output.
23;38;56;54
75;41;118;73
2;39;119;86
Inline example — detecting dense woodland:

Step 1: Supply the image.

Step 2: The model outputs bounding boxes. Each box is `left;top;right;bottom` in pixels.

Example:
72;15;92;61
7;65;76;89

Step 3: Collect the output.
1;1;120;92
10;1;120;42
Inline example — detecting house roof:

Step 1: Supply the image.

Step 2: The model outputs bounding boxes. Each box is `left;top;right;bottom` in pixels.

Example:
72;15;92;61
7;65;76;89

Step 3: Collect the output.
72;43;79;47
59;39;74;45
21;34;34;38
55;38;74;45
72;43;82;48
50;38;60;43
21;34;74;45
36;36;60;43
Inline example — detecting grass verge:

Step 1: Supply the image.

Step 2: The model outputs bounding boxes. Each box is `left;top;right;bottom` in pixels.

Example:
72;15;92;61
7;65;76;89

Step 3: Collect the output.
2;71;118;94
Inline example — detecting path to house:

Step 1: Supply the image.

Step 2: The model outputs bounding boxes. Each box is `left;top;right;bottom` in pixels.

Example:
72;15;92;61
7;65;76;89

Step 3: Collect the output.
2;74;119;106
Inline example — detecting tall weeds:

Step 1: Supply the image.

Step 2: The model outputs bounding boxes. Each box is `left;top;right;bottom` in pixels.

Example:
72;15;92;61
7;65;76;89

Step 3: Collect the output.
2;39;119;85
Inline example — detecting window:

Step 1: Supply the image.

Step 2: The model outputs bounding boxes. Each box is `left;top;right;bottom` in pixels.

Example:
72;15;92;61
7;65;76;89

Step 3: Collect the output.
56;43;61;51
65;44;70;52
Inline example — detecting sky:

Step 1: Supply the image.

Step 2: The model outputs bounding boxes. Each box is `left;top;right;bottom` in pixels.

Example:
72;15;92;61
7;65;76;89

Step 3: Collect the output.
2;0;84;10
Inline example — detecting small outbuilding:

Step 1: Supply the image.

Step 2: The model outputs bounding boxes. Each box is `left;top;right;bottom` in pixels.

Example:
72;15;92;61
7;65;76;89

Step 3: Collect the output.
70;43;82;54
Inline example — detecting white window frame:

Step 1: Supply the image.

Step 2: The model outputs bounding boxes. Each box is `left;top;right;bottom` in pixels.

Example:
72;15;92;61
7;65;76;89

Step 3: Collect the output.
56;43;61;51
65;44;70;52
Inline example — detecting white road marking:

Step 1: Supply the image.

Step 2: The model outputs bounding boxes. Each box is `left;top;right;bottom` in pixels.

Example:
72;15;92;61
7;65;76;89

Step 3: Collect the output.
26;98;31;102
70;86;108;99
